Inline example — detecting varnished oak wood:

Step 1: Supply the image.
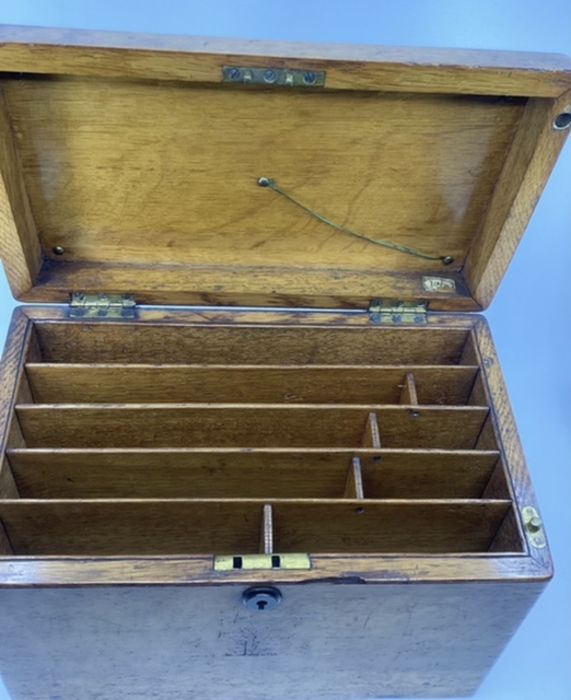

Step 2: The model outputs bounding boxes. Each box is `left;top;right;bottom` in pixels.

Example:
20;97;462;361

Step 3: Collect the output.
28;260;478;310
363;412;382;448
0;30;568;308
1;78;521;296
0;554;551;587
6;448;501;499
471;318;542;563
0;583;548;699
24;363;480;405
0;308;31;460
260;503;273;555
344;457;365;500
0;24;563;698
32;322;473;364
15;403;490;449
12;304;481;326
0;92;42;298
0;498;511;555
0;25;570;96
464;91;571;306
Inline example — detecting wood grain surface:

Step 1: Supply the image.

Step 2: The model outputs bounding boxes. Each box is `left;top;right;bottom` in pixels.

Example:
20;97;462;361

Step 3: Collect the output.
1;24;570;95
0;92;42;298
3;79;521;274
33;322;472;364
0;582;547;699
0;28;568;308
15;404;490;449
0;24;563;699
24;363;480;405
7;448;501;499
0;498;511;555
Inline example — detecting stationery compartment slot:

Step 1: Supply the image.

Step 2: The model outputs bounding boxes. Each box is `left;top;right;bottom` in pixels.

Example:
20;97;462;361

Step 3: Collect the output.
15;404;490;449
0;499;518;555
0;501;264;556
33;324;474;365
0;320;522;559
6;449;502;499
270;500;518;554
24;364;481;405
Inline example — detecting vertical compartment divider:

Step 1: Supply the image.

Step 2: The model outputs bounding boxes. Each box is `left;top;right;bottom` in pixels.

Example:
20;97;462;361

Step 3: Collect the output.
400;372;419;405
259;503;274;555
344;456;365;499
363;412;381;448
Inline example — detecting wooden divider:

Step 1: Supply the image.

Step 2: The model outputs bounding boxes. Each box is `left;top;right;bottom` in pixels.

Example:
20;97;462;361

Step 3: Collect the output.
0;321;522;558
24;364;480;405
344;457;365;500
400;372;419;405
15;404;490;449
33;324;474;365
5;448;502;499
0;499;514;556
260;504;273;555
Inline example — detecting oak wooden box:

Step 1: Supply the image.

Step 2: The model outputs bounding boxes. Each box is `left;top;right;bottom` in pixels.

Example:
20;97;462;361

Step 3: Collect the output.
0;25;570;700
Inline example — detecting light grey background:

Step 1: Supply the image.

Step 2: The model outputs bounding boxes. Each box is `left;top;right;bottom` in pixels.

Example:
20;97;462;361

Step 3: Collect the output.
0;1;569;698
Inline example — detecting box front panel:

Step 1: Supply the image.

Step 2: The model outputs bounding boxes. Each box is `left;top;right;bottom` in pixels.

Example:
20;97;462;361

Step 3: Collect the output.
0;582;544;700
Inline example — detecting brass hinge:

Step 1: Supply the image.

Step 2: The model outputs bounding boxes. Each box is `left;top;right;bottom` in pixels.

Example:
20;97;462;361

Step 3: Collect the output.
214;553;311;571
368;300;428;326
69;293;137;319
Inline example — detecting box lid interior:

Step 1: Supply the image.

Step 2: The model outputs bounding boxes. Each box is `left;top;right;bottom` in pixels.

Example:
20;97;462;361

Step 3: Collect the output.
0;26;570;311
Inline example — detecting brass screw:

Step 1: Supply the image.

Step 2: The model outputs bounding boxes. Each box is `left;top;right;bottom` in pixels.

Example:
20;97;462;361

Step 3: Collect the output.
53;245;65;255
526;516;542;534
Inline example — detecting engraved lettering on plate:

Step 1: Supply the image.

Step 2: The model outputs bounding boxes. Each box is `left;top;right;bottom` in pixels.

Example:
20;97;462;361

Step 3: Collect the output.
422;276;457;293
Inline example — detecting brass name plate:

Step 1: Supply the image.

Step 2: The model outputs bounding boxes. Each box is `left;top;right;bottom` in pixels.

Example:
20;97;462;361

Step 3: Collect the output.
214;553;311;571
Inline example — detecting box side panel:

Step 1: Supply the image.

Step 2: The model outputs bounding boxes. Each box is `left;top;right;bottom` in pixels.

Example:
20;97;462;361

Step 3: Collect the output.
0;581;544;700
472;317;552;570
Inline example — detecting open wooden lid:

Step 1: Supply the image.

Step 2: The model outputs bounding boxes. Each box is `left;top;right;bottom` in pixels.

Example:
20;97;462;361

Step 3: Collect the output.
0;26;570;310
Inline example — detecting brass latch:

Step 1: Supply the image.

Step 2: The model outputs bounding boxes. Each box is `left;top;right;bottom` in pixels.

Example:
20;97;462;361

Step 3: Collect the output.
369;300;428;326
521;506;546;549
214;553;311;571
69;293;137;319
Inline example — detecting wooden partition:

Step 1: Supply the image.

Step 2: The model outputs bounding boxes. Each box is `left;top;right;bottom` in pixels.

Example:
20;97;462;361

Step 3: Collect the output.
0;321;524;557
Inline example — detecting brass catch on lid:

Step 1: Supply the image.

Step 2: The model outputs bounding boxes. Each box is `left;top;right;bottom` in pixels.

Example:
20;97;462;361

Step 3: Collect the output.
222;66;325;87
